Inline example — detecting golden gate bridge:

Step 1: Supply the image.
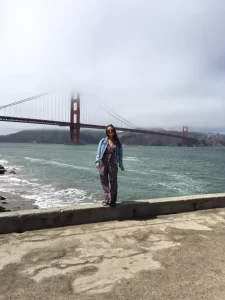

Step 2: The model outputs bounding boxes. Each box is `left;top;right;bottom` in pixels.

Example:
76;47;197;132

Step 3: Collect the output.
0;92;196;145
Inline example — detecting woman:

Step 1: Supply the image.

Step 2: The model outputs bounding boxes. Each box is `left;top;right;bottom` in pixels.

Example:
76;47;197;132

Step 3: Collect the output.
95;124;124;206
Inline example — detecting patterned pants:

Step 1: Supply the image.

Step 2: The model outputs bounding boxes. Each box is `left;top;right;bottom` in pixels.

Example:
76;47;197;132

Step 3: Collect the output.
99;162;118;203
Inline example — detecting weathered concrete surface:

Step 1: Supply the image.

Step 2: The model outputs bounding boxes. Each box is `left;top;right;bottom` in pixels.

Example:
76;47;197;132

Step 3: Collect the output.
1;193;225;234
1;208;225;299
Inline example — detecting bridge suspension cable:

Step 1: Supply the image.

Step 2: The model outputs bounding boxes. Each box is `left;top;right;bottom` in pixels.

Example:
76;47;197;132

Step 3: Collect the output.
100;105;141;129
0;92;50;110
105;106;142;129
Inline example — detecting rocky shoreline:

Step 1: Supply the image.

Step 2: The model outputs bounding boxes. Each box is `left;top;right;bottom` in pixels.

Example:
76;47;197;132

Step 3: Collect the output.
0;191;38;213
0;164;38;212
0;164;16;175
0;195;10;212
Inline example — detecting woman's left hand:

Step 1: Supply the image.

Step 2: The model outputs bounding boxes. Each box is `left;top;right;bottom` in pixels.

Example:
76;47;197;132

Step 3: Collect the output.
120;167;124;171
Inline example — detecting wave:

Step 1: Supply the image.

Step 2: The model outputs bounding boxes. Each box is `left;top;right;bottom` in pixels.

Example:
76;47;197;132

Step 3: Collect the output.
124;156;139;162
150;172;205;194
0;156;96;209
0;171;95;209
0;159;9;165
8;177;39;186
0;174;40;188
23;185;95;209
24;157;92;171
0;159;23;172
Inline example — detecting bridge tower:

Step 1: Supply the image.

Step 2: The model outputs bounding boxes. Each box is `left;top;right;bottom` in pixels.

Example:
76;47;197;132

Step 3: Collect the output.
70;94;80;145
182;126;188;146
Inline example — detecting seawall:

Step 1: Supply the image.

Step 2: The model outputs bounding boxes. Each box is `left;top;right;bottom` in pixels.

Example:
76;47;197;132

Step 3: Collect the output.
0;193;225;234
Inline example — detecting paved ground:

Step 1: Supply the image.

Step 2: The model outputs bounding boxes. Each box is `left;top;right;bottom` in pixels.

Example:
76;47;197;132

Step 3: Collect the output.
1;208;225;300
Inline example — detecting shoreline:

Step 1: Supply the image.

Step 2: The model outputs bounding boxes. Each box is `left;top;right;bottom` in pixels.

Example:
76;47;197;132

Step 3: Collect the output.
0;191;38;212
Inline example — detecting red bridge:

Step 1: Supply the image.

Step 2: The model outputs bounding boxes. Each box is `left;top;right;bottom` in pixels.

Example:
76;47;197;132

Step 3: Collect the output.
0;92;196;145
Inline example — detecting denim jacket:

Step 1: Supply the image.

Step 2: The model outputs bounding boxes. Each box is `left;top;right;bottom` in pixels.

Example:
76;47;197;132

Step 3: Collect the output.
95;138;124;168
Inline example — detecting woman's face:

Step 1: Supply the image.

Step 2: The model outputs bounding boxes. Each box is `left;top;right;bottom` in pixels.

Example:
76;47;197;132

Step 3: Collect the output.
107;126;115;138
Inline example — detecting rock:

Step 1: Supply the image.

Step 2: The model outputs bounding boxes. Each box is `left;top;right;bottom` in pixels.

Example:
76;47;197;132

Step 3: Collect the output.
0;196;6;200
0;164;6;175
0;206;6;212
0;206;10;212
1;201;8;205
9;170;16;174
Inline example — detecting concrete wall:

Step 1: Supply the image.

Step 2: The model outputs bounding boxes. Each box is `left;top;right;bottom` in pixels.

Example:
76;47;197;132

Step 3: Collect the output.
1;193;225;234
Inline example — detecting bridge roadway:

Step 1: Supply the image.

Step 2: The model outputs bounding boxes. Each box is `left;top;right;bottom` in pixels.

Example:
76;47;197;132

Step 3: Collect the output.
0;115;198;142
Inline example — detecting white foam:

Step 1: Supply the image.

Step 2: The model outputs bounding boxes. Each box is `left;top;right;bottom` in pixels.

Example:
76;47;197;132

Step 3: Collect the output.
23;185;93;209
0;158;23;172
1;170;93;208
124;156;139;162
8;177;39;186
151;173;205;194
24;157;92;172
0;168;41;198
0;157;95;209
0;159;8;165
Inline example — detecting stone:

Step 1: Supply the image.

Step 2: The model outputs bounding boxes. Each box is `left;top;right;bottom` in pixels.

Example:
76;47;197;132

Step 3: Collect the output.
0;165;6;175
0;206;6;212
9;170;16;174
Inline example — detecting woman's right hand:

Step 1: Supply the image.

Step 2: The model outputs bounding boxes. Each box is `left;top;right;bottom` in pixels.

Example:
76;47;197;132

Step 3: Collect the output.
96;164;100;169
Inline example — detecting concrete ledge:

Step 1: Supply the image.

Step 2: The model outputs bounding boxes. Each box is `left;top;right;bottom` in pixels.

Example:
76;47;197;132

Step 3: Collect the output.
1;193;225;234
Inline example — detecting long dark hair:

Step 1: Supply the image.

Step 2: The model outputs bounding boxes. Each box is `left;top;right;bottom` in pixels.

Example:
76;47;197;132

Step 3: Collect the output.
106;124;121;148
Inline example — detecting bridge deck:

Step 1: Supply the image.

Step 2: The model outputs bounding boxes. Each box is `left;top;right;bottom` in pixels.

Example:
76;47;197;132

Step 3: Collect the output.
0;115;197;141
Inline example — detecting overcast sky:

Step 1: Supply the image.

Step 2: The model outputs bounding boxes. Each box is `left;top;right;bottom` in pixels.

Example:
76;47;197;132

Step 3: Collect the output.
0;0;225;134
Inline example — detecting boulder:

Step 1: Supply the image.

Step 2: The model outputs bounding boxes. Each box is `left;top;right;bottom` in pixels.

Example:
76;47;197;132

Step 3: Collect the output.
9;170;16;174
0;206;6;212
0;206;10;212
0;164;6;175
0;196;6;200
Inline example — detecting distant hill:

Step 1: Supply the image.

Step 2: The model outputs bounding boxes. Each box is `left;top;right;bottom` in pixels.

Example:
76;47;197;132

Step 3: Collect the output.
190;132;225;147
0;129;224;147
0;129;103;145
0;129;104;145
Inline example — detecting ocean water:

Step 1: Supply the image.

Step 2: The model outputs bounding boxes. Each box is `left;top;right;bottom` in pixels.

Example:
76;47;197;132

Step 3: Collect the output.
0;143;225;209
